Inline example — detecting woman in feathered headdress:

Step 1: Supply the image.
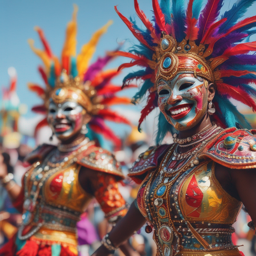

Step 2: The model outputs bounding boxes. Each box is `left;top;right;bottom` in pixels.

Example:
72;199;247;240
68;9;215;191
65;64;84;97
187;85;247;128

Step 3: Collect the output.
0;5;138;256
93;0;256;255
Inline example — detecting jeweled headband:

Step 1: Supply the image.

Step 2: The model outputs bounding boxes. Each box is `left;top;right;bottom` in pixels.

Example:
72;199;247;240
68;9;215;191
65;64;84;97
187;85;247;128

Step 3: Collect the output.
28;5;135;146
113;0;256;143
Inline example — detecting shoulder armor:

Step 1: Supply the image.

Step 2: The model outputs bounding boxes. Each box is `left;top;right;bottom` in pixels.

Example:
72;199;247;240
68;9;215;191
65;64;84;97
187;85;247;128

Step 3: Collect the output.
201;127;256;169
77;145;124;180
24;144;56;164
128;144;170;183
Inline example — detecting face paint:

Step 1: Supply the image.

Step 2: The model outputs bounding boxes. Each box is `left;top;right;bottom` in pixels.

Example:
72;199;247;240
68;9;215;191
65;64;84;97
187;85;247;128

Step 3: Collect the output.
157;74;208;131
47;100;87;141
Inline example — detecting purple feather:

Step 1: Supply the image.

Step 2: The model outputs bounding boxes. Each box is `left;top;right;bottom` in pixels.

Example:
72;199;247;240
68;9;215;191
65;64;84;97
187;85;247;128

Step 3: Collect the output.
223;77;256;85
221;55;256;69
83;55;112;82
211;32;247;58
197;0;224;43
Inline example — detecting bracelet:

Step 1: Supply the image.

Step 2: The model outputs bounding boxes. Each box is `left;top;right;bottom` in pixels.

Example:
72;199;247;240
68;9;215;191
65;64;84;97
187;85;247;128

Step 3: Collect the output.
2;173;14;185
102;233;116;253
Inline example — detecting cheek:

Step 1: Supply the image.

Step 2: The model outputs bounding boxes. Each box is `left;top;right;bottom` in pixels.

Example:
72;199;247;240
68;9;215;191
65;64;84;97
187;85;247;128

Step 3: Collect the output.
47;114;55;125
68;113;83;129
187;84;205;112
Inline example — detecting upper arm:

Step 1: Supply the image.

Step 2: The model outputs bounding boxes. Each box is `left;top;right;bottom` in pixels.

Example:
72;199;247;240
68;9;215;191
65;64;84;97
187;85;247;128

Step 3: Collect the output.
230;168;256;223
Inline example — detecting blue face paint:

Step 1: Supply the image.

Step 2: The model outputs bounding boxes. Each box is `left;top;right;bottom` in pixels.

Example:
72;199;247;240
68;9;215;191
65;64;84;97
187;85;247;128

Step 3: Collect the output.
157;74;208;131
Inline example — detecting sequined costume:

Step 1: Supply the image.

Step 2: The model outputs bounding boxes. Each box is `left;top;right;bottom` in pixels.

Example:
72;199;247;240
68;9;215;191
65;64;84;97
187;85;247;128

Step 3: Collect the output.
112;0;256;255
0;5;131;256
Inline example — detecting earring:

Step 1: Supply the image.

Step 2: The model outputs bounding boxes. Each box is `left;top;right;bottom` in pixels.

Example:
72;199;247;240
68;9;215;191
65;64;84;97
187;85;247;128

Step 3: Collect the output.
208;101;215;115
81;124;88;134
49;131;54;141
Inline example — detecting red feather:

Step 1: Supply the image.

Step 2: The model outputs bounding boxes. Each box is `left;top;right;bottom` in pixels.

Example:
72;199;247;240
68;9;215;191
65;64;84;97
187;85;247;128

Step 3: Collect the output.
9;77;17;92
62;56;70;74
38;66;48;86
91;70;120;87
208;16;256;53
200;18;227;44
152;0;168;34
34;26;53;58
115;6;155;50
118;60;150;72
98;109;131;125
34;117;48;136
90;121;122;148
134;0;158;40
219;70;256;78
101;97;131;106
185;0;199;40
216;82;256;111
138;92;157;131
223;42;256;57
28;83;45;97
31;105;47;114
98;84;137;95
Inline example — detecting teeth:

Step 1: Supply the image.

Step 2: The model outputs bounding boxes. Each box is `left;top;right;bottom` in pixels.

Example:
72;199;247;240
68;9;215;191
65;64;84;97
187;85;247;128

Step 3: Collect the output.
170;106;189;115
55;124;69;128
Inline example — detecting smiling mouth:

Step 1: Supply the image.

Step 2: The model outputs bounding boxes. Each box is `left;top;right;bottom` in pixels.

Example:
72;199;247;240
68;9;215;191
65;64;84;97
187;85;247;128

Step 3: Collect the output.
166;104;193;120
54;123;72;133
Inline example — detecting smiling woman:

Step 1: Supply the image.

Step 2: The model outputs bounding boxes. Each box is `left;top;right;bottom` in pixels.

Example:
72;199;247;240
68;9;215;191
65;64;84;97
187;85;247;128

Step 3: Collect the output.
0;5;138;256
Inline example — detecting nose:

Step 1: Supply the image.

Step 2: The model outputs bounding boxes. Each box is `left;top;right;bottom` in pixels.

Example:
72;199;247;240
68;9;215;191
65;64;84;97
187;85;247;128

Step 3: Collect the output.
56;109;65;119
167;92;182;105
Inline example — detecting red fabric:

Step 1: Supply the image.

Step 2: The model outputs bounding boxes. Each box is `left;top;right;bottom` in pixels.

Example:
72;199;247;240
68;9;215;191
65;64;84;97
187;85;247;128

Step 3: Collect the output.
16;240;39;256
0;236;16;256
239;252;245;256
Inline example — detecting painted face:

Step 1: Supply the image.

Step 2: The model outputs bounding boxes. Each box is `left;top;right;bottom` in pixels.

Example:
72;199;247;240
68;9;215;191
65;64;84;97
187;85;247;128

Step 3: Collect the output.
157;74;208;131
47;100;86;141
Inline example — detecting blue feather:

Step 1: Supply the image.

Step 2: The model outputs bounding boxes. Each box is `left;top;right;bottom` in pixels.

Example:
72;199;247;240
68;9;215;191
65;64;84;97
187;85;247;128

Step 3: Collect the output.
129;44;154;59
214;93;251;129
70;57;78;78
192;0;204;19
160;0;172;25
48;62;55;87
156;112;177;144
172;0;186;42
219;0;256;34
132;79;154;103
122;70;149;85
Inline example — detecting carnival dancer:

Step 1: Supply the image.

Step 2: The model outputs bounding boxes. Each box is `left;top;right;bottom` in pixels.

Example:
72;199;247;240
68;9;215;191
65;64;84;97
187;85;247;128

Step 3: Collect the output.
0;5;138;256
92;0;256;255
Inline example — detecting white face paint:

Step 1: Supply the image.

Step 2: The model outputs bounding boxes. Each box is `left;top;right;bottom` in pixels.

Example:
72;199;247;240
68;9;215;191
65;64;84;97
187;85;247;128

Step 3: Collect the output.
47;100;85;141
158;74;208;131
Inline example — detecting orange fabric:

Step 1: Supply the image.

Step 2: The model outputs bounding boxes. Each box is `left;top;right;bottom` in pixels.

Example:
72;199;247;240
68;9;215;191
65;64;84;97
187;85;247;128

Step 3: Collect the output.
94;173;127;219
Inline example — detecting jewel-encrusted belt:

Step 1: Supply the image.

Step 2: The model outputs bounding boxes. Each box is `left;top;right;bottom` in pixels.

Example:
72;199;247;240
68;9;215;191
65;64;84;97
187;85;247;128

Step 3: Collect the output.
178;248;241;256
40;205;80;232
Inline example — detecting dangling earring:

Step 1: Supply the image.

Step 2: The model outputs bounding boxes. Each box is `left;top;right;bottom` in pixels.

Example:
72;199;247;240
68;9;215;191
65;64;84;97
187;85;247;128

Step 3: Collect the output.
208;101;215;115
81;124;88;135
49;131;54;141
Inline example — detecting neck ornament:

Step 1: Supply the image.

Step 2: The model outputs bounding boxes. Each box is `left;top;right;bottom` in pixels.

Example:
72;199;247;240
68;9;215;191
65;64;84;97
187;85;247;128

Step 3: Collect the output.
58;137;89;152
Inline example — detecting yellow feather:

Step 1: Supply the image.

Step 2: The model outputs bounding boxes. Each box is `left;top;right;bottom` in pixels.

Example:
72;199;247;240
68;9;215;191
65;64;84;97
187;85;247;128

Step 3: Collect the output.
61;4;78;59
28;39;51;71
77;20;113;77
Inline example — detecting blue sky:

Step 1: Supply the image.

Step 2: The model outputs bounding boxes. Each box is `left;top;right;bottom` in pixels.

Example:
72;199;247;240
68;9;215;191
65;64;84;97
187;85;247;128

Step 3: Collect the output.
1;0;256;119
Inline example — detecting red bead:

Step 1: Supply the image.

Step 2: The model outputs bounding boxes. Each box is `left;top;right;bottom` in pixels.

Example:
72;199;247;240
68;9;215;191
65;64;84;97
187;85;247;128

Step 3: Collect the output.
145;225;153;233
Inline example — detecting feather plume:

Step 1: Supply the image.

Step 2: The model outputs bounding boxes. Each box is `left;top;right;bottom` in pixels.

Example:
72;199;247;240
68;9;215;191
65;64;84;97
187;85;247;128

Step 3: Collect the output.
200;18;227;44
134;0;157;38
38;66;48;86
216;82;256;111
91;70;120;87
98;109;131;125
118;60;151;72
132;79;154;103
34;26;52;58
223;42;256;57
219;0;256;34
122;69;150;85
77;21;112;78
192;0;204;19
48;63;56;87
185;0;199;41
138;92;157;131
160;0;172;24
172;0;186;42
101;97;131;106
98;84;137;95
115;6;155;50
28;83;45;97
31;105;47;114
197;0;224;42
218;69;256;78
152;0;168;34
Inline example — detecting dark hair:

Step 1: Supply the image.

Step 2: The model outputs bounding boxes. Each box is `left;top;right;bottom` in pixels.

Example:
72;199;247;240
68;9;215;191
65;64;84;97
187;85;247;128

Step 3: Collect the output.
1;152;14;174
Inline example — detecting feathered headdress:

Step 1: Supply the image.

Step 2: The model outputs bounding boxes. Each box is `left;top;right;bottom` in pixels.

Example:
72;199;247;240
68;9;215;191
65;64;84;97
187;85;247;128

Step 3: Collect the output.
114;0;256;144
28;5;134;147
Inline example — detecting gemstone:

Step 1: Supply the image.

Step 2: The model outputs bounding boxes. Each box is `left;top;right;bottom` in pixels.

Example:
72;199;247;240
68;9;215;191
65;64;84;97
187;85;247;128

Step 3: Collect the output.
163;57;172;69
154;198;163;206
159;226;173;243
22;211;32;225
251;144;256;151
185;44;191;51
23;199;31;210
55;88;62;96
156;185;166;196
145;225;153;233
223;136;236;149
161;38;170;50
159;207;167;217
163;246;171;256
238;145;244;151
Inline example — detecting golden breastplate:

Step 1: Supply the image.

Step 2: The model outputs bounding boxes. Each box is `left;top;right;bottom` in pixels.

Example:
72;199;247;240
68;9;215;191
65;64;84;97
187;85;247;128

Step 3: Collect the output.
137;160;242;256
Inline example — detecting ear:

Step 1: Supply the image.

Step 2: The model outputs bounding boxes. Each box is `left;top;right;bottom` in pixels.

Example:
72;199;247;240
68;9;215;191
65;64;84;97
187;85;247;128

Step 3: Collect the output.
83;112;92;124
208;83;216;102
